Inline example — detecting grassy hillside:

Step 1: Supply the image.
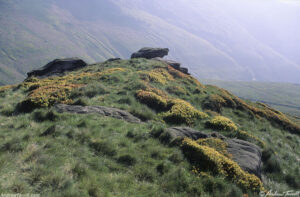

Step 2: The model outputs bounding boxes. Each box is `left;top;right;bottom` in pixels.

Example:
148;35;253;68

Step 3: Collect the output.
1;0;300;84
201;79;300;116
0;58;299;196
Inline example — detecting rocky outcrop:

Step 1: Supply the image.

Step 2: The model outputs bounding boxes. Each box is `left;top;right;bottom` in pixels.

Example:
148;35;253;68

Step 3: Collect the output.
225;138;262;178
106;58;121;62
152;57;190;75
131;47;169;59
27;58;87;78
161;127;262;178
54;104;141;123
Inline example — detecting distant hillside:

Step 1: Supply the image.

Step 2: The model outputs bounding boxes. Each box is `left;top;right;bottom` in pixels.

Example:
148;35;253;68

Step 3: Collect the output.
1;0;300;84
201;79;300;116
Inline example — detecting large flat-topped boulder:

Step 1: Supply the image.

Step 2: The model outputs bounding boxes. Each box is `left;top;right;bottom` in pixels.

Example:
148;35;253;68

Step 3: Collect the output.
27;58;87;78
161;127;262;178
131;47;169;59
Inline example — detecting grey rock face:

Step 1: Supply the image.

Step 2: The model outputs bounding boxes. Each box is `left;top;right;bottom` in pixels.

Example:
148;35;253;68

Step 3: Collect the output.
131;47;169;59
106;58;121;62
152;57;190;75
54;104;141;123
27;58;87;78
225;138;262;178
162;127;262;178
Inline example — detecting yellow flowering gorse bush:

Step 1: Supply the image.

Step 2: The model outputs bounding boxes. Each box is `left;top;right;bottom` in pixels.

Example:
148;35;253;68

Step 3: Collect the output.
136;88;208;125
181;138;264;192
161;99;208;125
0;85;16;93
207;115;238;131
136;90;169;110
18;67;127;109
139;68;174;85
197;138;232;158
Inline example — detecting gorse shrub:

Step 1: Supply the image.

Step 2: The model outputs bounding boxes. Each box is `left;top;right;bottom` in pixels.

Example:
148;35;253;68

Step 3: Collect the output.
181;138;263;192
17;84;82;112
135;90;169;111
16;67;127;112
206;116;238;131
136;88;208;125
139;68;174;85
161;99;208;125
197;138;232;158
0;85;15;93
202;86;299;134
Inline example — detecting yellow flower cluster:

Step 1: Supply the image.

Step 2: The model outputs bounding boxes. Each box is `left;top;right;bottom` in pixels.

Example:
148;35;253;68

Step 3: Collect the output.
0;85;16;93
136;89;208;124
207;116;238;131
135;90;169;110
161;99;209;125
214;87;299;134
22;83;83;108
18;67;127;110
181;138;264;192
139;68;174;85
197;138;232;158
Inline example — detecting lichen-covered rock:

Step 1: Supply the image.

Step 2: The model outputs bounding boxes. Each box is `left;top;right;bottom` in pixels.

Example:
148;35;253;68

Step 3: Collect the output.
131;47;169;59
27;58;87;78
54;104;141;123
